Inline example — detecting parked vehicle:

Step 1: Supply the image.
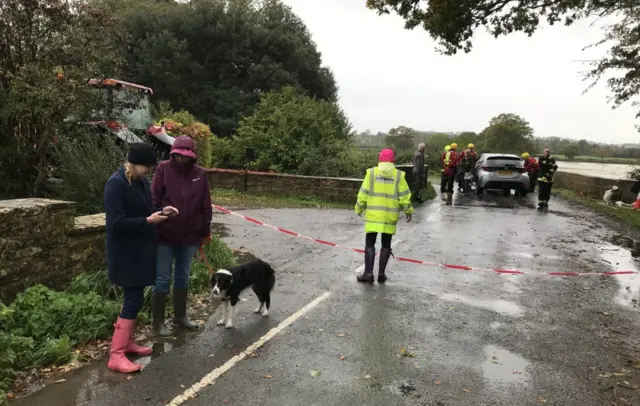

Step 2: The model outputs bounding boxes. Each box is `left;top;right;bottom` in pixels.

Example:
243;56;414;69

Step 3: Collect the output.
475;153;530;197
84;78;174;157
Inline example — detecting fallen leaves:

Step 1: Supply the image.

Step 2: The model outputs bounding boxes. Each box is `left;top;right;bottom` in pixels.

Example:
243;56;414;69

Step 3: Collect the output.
536;396;547;404
364;375;372;379
434;379;441;385
599;370;632;379
263;375;272;379
310;370;321;377
339;355;346;361
399;347;416;358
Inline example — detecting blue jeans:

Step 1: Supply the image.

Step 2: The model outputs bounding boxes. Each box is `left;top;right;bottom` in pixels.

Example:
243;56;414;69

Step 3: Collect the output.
154;245;199;293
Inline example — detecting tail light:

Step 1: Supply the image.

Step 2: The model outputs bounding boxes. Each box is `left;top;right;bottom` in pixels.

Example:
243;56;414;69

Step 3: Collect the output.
482;166;489;171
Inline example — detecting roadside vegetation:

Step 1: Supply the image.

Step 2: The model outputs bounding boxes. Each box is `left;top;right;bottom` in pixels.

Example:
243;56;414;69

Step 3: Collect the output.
0;238;235;402
554;189;640;230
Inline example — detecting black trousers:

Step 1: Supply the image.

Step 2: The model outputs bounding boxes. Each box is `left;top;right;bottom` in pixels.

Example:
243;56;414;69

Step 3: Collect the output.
120;286;144;320
440;171;446;192
413;174;424;199
366;232;392;248
538;181;552;202
528;173;538;192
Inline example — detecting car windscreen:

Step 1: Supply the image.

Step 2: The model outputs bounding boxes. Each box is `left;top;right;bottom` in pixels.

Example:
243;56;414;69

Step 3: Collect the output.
485;156;522;167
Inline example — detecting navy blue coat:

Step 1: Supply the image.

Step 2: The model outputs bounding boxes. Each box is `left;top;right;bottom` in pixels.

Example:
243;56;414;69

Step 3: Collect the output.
104;166;160;287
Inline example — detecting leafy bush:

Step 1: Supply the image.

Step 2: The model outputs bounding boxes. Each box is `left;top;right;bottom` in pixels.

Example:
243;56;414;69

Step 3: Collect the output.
0;331;34;398
1;285;120;346
0;285;119;400
52;130;128;215
157;110;213;167
229;86;357;177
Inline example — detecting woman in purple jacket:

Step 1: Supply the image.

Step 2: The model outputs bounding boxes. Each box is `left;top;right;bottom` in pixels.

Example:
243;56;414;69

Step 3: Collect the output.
151;136;213;336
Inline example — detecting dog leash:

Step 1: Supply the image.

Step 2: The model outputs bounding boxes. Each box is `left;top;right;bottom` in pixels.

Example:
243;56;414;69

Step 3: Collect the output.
197;243;215;275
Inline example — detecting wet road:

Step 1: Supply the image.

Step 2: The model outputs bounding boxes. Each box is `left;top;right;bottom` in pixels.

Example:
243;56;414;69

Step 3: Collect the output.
12;189;640;406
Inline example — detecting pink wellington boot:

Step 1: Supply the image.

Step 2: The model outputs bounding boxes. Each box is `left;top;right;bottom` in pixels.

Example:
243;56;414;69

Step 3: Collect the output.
107;318;143;373
125;319;153;356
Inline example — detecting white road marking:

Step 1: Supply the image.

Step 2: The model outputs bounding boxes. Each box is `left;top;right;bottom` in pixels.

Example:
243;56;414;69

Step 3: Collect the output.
354;238;403;274
167;291;332;406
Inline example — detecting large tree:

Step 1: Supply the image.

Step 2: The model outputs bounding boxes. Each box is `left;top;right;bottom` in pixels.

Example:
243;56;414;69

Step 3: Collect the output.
366;1;640;128
105;0;338;137
480;113;534;153
0;0;123;198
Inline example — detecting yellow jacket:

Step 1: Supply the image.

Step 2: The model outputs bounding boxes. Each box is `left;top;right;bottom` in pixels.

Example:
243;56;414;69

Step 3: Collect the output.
355;162;414;235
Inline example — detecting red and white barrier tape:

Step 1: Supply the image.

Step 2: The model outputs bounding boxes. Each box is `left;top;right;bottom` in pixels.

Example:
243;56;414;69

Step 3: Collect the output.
212;204;639;278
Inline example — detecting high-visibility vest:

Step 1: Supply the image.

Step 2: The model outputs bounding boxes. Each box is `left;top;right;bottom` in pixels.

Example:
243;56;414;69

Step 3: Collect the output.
355;165;414;235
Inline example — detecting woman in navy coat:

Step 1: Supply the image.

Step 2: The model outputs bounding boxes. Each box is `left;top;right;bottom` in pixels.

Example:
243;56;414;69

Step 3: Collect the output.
104;143;178;373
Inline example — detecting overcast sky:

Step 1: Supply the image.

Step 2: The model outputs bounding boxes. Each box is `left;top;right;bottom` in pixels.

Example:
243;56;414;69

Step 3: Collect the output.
281;0;639;144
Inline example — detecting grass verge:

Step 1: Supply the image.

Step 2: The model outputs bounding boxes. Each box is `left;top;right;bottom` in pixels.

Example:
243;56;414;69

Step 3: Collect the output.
212;188;352;209
424;182;437;200
554;188;640;229
0;235;235;403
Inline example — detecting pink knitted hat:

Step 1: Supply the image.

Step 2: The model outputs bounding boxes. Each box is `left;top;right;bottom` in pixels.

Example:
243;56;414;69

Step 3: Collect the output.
378;148;395;163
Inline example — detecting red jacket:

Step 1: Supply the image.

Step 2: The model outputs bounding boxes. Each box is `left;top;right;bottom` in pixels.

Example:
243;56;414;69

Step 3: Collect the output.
444;150;458;176
151;137;212;246
524;157;539;174
457;149;477;164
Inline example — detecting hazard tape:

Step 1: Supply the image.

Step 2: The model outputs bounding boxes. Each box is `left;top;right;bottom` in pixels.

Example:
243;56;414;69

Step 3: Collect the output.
212;204;639;278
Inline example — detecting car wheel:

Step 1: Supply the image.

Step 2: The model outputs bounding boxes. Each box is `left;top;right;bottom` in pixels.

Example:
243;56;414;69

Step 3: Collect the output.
519;188;528;197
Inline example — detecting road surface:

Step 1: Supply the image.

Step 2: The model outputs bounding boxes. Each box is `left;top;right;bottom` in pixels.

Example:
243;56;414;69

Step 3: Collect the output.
12;190;640;406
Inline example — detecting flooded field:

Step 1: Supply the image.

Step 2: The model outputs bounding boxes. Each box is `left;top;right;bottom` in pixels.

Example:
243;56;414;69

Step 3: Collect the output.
558;161;636;179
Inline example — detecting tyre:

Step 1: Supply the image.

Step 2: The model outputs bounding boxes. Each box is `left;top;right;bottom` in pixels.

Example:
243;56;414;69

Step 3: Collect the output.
519;188;528;197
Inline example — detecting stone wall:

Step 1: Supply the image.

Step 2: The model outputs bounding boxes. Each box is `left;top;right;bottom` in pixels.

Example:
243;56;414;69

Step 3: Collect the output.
206;168;364;202
0;199;106;301
205;166;428;202
553;171;638;202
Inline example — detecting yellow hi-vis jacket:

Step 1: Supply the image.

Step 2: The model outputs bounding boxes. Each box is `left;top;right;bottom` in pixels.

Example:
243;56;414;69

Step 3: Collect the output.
354;162;414;235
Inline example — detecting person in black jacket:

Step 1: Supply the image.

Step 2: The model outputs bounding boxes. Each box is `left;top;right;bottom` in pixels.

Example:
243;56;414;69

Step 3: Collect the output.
104;143;178;373
537;148;558;211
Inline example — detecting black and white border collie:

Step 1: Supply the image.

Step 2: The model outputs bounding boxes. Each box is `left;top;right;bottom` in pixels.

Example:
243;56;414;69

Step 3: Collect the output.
210;259;276;329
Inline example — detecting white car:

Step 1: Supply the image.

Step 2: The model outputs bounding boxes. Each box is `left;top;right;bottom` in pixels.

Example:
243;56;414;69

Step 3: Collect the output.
475;153;530;196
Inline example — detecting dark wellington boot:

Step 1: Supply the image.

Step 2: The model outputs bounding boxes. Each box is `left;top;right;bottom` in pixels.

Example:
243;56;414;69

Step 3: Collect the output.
152;292;172;337
378;248;393;283
173;288;199;330
356;247;376;284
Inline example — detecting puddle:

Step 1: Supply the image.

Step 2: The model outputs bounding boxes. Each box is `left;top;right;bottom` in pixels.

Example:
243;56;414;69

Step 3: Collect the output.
11;309;216;405
482;345;530;384
440;293;524;317
598;243;640;308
